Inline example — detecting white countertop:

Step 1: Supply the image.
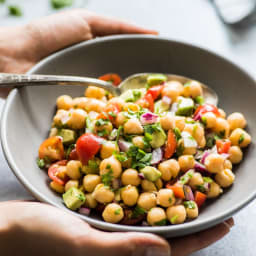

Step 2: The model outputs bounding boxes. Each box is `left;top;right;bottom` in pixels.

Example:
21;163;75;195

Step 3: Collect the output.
0;0;255;255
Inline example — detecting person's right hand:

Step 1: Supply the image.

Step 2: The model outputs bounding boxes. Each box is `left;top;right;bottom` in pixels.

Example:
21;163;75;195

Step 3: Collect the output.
0;201;234;256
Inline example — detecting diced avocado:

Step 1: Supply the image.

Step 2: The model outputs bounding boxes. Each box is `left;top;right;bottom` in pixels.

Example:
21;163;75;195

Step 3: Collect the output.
58;129;76;145
120;89;145;102
176;97;194;116
140;166;162;182
150;128;167;148
63;187;85;211
154;100;170;113
147;74;167;87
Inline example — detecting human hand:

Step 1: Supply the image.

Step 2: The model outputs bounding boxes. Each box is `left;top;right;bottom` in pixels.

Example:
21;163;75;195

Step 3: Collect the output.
0;201;233;256
0;9;157;97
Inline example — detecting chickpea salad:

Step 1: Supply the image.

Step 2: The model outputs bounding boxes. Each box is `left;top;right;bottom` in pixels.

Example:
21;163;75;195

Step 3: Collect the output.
37;73;251;226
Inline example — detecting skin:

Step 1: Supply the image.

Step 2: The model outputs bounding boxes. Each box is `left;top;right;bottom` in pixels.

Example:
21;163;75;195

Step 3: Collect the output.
0;9;234;256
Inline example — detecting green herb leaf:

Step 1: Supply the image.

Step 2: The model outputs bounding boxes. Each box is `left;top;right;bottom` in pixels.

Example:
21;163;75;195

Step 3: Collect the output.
108;111;117;118
203;177;213;183
66;144;75;158
113;151;128;162
101;169;113;187
114;208;121;215
95;118;109;127
196;184;206;193
154;219;167;226
88;159;99;172
184;201;196;209
132;205;147;218
8;5;22;16
144;123;162;134
173;127;181;141
51;0;73;9
170;214;179;224
37;158;45;169
201;116;207;126
218;130;226;138
168;197;173;203
238;133;245;144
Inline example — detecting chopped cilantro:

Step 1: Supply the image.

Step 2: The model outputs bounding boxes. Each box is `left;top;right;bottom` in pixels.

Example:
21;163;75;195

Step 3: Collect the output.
114;208;121;215
179;170;194;184
36;158;45;169
176;142;184;157
196;184;207;193
77;192;85;202
171;215;179;224
116;125;123;142
184;201;196;209
51;0;73;9
8;5;22;16
132;205;147;218
168;197;173;203
239;133;245;144
88;159;99;172
144;123;162;134
143;133;152;150
101;169;113;187
173;127;181;141
66;144;75;158
206;136;215;148
203;177;213;183
133;90;142;102
95;118;109;127
218;130;226;138
108;111;117;118
127;146;152;169
97;129;109;137
201;116;207;126
154;219;167;226
113;151;128;162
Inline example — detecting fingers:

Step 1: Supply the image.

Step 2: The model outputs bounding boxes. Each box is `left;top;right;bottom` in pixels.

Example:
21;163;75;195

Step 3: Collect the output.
169;218;234;256
83;11;158;36
80;229;171;256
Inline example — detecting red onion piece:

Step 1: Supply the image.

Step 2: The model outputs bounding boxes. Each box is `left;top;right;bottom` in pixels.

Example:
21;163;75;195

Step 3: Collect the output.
151;147;163;165
138;173;145;179
201;151;210;164
112;178;121;189
183;185;195;201
193;112;202;121
194;161;207;172
140;112;159;125
79;207;91;216
162;96;172;105
118;140;132;152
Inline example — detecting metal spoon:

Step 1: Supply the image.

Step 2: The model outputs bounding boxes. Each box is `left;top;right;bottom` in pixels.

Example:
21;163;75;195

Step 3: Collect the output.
0;72;218;105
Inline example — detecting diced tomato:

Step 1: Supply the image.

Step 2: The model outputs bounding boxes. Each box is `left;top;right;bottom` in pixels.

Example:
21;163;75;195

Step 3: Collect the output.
68;148;79;160
216;140;231;154
48;160;68;186
97;103;120;122
194;103;221;118
164;130;177;159
144;93;154;112
76;133;102;165
194;191;207;207
147;85;163;100
38;136;64;162
98;73;121;86
166;183;185;199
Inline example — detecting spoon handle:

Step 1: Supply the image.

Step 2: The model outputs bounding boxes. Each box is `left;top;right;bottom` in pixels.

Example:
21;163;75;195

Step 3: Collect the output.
0;73;120;95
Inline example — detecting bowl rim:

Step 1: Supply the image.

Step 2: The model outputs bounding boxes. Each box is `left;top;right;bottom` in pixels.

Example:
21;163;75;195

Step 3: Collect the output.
1;34;256;235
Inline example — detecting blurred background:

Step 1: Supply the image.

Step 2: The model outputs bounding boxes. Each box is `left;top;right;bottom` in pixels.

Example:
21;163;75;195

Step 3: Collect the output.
0;0;256;255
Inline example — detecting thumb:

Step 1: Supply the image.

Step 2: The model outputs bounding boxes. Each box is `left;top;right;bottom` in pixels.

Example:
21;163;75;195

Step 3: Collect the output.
80;229;171;256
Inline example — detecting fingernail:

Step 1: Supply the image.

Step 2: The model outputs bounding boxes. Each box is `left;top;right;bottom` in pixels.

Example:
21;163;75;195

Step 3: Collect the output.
145;246;171;256
224;219;234;229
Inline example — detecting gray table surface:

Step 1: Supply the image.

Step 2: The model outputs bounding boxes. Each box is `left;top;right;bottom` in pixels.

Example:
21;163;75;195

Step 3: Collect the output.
1;0;256;255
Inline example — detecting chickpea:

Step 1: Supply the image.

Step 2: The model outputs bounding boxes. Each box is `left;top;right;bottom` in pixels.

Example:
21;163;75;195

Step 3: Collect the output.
166;205;186;224
218;108;226;119
224;159;232;170
121;169;141;186
50;181;65;193
56;95;73;110
100;141;119;159
115;112;127;127
215;169;235;188
86;98;106;112
137;192;157;211
183;80;202;98
85;86;106;99
107;97;125;110
66;160;82;180
155;178;163;190
158;159;180;181
132;136;145;149
92;184;115;203
160;113;175;131
174;116;186;131
67;109;87;130
84;193;97;208
72;97;88;110
189;172;204;190
124;118;143;134
184;123;205;147
157;189;176;207
184;201;199;219
204;153;225;173
229;128;251;148
49;127;58;137
121;158;132;169
100;156;122;178
207;181;222;198
121;185;139;206
102;203;124;223
161;82;182;102
227;112;247;131
202;112;217;129
141;179;157;192
147;208;167;226
178;155;195;172
228;146;243;164
83;174;101;192
53;109;69;127
65;180;79;192
168;81;184;94
214;118;230;138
